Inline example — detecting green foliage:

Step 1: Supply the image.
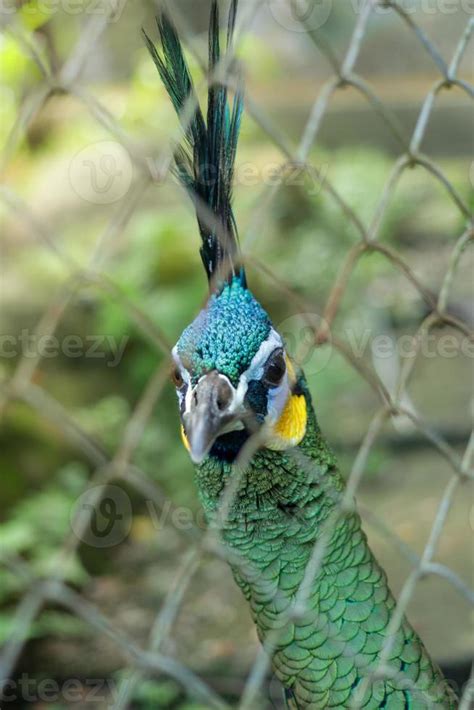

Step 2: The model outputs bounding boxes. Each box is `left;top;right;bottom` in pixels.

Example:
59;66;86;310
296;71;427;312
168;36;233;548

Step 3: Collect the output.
0;462;87;573
0;30;44;146
75;396;131;449
112;675;212;710
130;678;181;709
0;463;90;643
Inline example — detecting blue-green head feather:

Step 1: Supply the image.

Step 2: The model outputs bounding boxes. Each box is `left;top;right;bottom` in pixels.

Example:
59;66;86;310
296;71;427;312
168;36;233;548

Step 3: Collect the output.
176;277;271;387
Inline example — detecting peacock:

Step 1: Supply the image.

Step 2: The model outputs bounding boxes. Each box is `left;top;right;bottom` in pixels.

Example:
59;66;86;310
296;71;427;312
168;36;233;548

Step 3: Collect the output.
144;3;457;708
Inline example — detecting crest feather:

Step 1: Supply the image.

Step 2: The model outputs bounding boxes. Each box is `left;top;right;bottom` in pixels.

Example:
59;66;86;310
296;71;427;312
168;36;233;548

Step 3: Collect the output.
143;0;245;290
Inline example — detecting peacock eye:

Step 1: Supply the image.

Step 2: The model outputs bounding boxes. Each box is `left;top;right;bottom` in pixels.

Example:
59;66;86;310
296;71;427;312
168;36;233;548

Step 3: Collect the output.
264;348;286;387
171;366;184;389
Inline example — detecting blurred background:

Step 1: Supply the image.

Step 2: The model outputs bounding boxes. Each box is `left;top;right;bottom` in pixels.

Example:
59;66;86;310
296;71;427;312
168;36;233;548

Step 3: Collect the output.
0;0;473;707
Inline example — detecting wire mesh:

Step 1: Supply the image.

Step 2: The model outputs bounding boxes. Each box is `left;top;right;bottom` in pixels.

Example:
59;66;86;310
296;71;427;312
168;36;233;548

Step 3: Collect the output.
0;0;473;708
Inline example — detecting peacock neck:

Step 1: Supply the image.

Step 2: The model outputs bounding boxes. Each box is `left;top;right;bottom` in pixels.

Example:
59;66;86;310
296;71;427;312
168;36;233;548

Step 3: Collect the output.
194;383;343;528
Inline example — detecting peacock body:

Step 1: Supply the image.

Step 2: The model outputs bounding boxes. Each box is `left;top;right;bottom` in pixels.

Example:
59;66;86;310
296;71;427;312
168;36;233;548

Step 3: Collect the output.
144;3;457;707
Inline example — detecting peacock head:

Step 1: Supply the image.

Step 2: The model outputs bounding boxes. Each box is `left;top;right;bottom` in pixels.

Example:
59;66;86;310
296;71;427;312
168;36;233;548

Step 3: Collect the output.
147;1;307;464
171;276;307;464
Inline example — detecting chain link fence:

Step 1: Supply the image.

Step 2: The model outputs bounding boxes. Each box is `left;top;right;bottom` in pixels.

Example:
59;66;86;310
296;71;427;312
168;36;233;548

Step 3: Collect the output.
0;0;473;707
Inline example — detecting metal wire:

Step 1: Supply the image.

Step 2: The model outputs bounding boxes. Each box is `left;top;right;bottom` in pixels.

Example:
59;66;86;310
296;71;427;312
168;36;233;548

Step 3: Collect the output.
0;1;473;708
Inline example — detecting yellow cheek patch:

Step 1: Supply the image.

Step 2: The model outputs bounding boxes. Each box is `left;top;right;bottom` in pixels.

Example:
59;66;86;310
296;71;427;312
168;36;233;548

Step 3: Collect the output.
267;392;307;451
181;425;190;452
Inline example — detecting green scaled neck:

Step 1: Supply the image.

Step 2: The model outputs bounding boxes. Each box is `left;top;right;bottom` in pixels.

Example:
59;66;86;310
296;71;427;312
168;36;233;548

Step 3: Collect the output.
194;377;343;524
193;379;456;709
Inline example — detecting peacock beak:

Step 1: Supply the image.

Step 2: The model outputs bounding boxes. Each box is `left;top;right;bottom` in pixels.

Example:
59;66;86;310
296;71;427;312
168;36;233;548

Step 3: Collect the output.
183;371;237;464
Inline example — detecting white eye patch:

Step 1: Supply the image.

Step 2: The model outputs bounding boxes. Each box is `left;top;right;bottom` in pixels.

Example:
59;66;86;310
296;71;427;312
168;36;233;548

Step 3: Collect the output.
265;376;291;425
239;328;284;382
232;328;291;421
171;346;192;412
